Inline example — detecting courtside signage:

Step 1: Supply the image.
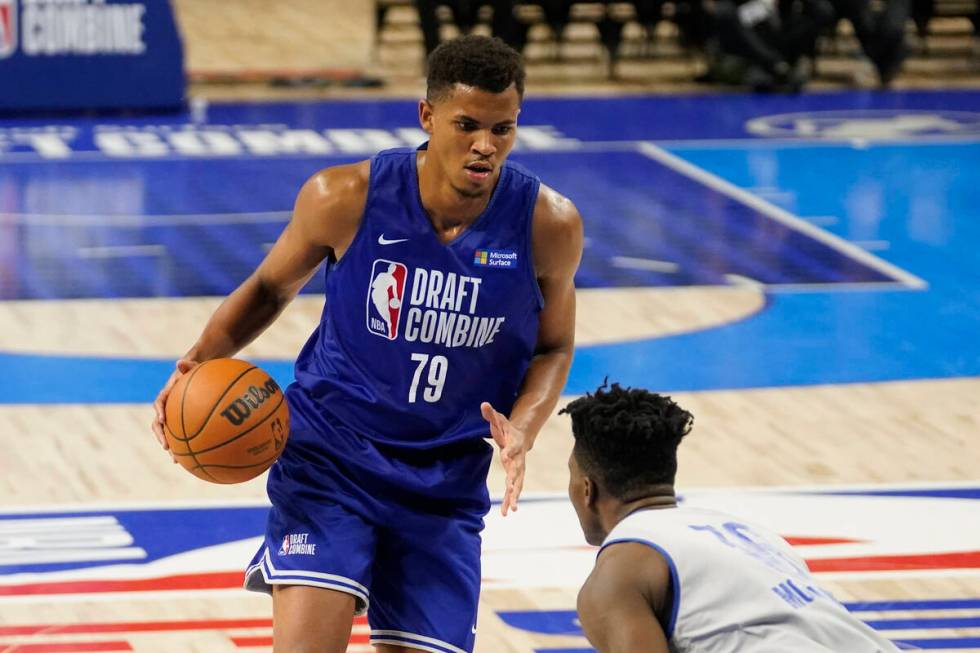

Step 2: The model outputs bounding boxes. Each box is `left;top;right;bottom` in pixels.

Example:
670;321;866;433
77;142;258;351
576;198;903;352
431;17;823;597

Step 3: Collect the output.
0;0;184;110
0;125;572;160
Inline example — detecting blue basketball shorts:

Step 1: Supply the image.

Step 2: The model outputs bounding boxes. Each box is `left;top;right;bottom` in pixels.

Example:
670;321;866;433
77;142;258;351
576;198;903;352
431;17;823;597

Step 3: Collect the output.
244;391;493;653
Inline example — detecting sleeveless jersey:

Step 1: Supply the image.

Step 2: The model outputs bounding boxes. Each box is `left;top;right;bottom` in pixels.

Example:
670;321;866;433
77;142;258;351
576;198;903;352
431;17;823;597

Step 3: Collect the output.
602;506;899;653
290;145;543;448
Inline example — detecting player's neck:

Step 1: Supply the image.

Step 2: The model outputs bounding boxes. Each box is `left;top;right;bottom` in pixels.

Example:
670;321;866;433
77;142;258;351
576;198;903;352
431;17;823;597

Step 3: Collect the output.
604;488;678;532
417;151;495;236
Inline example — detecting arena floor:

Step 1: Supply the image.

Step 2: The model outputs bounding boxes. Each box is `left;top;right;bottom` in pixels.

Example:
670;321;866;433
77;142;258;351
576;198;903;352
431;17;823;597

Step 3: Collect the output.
1;2;979;652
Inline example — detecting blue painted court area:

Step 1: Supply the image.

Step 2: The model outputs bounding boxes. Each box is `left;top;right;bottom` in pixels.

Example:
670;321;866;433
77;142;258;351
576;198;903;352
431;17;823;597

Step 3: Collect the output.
0;90;979;401
0;149;899;299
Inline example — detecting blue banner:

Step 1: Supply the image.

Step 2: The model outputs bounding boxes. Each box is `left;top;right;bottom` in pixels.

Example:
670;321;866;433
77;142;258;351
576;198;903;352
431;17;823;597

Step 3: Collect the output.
0;0;184;110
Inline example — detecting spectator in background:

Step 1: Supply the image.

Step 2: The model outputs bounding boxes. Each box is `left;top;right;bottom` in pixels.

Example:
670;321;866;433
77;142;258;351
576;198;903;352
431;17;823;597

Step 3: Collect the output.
701;0;834;92
828;0;910;85
415;1;527;58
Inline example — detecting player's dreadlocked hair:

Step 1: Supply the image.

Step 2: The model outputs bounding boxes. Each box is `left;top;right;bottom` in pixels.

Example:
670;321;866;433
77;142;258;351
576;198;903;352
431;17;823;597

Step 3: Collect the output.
560;383;694;500
426;35;525;102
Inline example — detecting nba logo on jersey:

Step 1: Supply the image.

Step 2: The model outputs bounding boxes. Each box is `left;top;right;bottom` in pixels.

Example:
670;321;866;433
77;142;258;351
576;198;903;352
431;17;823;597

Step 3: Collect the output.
366;259;408;340
278;535;290;556
0;0;16;59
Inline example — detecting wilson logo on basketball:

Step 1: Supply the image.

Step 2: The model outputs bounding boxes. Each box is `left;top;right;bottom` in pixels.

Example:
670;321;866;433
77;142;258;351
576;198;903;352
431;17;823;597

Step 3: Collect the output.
220;379;282;427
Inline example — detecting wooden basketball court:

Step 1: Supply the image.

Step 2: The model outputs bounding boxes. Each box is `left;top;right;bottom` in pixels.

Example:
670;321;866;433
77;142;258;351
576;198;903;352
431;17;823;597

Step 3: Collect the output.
1;2;978;651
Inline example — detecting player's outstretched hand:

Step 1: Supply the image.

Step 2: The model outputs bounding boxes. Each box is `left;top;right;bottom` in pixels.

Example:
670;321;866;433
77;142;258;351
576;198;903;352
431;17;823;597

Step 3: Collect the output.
481;401;527;517
151;358;198;459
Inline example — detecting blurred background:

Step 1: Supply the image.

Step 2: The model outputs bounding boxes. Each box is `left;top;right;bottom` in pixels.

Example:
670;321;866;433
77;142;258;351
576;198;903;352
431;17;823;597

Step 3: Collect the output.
173;0;980;96
1;2;979;652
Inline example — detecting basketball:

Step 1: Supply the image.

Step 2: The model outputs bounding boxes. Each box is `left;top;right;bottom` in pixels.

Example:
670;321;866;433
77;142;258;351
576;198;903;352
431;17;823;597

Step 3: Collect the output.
163;358;289;484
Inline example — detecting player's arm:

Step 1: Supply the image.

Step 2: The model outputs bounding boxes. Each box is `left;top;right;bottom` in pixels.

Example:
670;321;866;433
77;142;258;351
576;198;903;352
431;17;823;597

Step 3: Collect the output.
182;162;368;362
577;542;672;653
481;184;583;513
511;184;583;445
151;162;369;448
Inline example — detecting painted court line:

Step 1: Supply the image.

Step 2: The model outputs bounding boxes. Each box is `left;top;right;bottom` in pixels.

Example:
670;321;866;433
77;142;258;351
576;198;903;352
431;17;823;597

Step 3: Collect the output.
76;246;166;259
0;212;291;228
636;142;928;291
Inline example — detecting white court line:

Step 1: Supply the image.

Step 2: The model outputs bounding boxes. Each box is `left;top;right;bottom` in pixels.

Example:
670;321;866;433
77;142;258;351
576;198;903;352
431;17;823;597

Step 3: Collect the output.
610;256;679;273
761;281;914;294
636;142;928;290
649;133;980;149
0;211;290;227
76;245;166;258
803;215;840;226
853;240;891;251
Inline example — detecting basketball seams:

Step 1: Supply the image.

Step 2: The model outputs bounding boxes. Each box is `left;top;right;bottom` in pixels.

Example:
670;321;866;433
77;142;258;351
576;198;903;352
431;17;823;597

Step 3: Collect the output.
170;360;249;484
193;366;275;444
165;420;219;483
192;455;281;471
178;361;207;440
182;392;287;456
163;421;189;455
168;364;218;482
162;358;288;485
191;454;283;484
180;364;258;442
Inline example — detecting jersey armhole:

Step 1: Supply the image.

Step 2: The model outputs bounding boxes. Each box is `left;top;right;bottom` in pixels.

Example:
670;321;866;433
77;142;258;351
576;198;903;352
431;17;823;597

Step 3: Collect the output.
331;156;380;271
524;177;545;311
600;537;681;640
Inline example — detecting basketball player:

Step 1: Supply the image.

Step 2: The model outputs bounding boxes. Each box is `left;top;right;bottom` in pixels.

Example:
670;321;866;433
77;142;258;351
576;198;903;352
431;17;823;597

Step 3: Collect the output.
562;384;901;653
150;35;583;653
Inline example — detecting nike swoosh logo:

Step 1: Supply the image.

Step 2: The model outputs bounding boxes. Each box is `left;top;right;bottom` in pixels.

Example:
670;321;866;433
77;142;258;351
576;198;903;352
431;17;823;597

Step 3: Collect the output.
378;234;409;245
471;625;477;634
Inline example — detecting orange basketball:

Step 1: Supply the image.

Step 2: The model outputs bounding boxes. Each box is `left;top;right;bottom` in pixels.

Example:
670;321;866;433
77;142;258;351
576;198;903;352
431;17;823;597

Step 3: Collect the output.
163;358;289;484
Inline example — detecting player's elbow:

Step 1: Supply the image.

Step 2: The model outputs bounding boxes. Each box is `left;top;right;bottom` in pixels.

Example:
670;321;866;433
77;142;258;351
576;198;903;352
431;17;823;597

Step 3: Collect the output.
250;272;297;312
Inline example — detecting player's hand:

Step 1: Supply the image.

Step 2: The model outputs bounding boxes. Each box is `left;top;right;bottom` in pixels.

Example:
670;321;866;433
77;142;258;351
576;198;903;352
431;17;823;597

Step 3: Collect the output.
151;358;198;458
481;402;527;517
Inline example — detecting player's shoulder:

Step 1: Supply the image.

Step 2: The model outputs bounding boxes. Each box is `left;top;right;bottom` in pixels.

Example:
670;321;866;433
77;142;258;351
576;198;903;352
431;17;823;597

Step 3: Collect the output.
533;183;580;226
531;183;584;275
290;161;371;248
295;160;371;222
579;540;672;616
579;542;650;607
301;160;371;206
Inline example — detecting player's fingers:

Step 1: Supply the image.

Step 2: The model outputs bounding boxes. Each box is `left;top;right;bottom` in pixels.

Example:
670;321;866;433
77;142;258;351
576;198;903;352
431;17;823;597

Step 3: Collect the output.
505;465;522;513
511;474;525;511
155;416;171;450
480;401;497;424
480;402;502;438
500;483;513;516
176;358;196;374
482;401;509;434
151;418;166;447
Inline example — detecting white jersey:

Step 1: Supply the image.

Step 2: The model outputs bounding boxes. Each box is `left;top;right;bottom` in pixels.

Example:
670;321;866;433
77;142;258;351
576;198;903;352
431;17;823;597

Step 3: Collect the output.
602;506;899;653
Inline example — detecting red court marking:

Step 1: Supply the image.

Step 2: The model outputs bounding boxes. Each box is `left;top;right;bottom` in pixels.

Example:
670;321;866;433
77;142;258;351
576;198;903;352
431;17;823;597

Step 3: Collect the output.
807;550;980;572
0;616;367;637
784;536;863;546
0;572;243;596
0;642;132;652
232;632;369;648
3;550;978;600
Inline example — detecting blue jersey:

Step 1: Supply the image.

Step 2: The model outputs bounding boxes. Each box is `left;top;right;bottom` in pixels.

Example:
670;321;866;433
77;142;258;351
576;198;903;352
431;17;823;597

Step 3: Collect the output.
290;145;543;448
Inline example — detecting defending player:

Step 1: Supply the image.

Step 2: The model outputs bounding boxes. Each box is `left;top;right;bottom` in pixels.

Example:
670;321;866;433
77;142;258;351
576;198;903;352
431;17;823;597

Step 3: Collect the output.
150;36;583;653
562;384;901;653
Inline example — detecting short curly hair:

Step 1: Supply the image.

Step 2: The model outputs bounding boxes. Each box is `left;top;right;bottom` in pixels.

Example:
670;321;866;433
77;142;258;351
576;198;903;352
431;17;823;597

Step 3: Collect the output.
560;383;694;499
426;35;525;102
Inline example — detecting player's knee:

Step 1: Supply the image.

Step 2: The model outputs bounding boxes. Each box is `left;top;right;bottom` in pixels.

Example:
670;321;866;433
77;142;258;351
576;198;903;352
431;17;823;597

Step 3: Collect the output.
272;585;357;653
